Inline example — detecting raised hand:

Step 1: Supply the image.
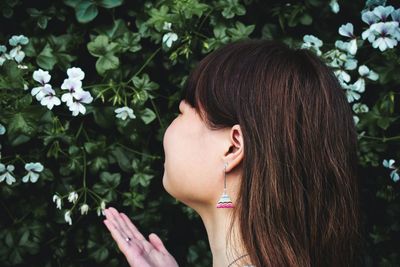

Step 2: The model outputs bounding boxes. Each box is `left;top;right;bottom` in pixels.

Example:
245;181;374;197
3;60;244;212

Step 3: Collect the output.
103;207;179;267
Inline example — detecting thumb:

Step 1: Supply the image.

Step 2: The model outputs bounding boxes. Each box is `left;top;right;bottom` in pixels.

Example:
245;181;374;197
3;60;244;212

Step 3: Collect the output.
149;233;169;255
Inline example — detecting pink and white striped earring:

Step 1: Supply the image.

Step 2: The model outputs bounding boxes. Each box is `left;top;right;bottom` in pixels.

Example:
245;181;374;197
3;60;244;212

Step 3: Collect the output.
216;162;234;208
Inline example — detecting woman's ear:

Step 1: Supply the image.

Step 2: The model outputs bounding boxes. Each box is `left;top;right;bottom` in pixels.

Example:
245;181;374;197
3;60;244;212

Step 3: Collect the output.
221;124;244;173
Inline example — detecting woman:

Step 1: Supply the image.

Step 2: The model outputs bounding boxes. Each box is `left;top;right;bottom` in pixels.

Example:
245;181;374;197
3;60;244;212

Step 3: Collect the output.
103;39;364;267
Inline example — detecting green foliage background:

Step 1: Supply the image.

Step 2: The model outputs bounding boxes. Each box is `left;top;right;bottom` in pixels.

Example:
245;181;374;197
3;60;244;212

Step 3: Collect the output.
0;0;399;266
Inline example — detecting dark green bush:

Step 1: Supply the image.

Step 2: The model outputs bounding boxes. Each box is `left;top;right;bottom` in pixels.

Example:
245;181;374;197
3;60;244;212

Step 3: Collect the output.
0;0;399;266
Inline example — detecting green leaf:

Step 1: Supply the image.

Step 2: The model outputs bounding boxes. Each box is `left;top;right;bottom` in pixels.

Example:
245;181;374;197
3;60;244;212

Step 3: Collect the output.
96;53;119;75
0;61;24;88
98;0;124;9
90;157;108;173
109;146;133;172
226;21;255;41
92;106;116;128
76;0;99;23
147;5;171;32
299;13;312;25
15;94;32;109
132;73;159;91
261;23;279;40
95;19;129;39
100;171;121;188
140;108;156;124
63;0;79;8
10;249;23;264
132;90;149;106
18;231;30;245
5;232;14;247
118;32;142;53
221;0;246;19
36;44;57;70
173;0;209;19
131;173;154;187
37;16;49;29
88;35;110;56
91;247;109;263
7;113;36;139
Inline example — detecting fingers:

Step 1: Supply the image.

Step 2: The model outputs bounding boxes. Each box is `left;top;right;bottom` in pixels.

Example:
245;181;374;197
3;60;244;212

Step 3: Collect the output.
105;207;147;243
103;218;132;253
105;207;161;259
120;213;146;241
106;207;137;241
149;233;169;255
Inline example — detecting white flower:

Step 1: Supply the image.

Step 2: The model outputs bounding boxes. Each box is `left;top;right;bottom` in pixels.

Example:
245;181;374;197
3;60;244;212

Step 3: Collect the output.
329;0;339;14
339;23;356;38
353;77;367;93
353;115;359;125
334;69;351;83
390;171;399;182
0;45;7;53
0;55;7;66
352;103;369;114
361;27;376;42
31;69;52;101
352;65;379;93
162;21;178;48
68;90;93;116
335;40;357;55
301;34;323;56
333;56;357;83
0;163;16;185
80;203;89;215
33;69;51;84
344;58;357;70
373;5;395;21
115;106;136;120
40;85;61;110
61;78;83;106
346;89;361;103
0;45;11;66
64;210;72;225
392;8;400;23
358;65;379;80
97;200;106;216
338;80;361;103
22;162;44;183
8;35;29;46
370;22;399;51
325;48;347;68
338;23;358;55
163;22;172;31
361;10;379;25
52;194;62;209
162;32;178;48
0;123;5;135
383;159;396;169
68;191;79;204
67;67;85;81
9;46;25;63
382;159;399;182
347;39;357;55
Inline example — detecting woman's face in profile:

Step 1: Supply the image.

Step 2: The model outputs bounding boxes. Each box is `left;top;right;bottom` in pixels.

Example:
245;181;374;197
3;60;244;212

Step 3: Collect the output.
162;99;223;207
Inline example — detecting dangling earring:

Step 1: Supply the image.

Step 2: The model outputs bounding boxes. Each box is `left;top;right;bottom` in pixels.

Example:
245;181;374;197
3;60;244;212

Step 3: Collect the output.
216;162;234;208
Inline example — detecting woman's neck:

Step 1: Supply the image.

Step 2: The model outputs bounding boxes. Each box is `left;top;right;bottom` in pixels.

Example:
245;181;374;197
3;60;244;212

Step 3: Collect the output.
196;206;251;267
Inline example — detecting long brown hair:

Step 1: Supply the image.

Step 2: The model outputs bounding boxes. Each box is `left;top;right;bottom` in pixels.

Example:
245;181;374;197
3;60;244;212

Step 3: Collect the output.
182;39;364;266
